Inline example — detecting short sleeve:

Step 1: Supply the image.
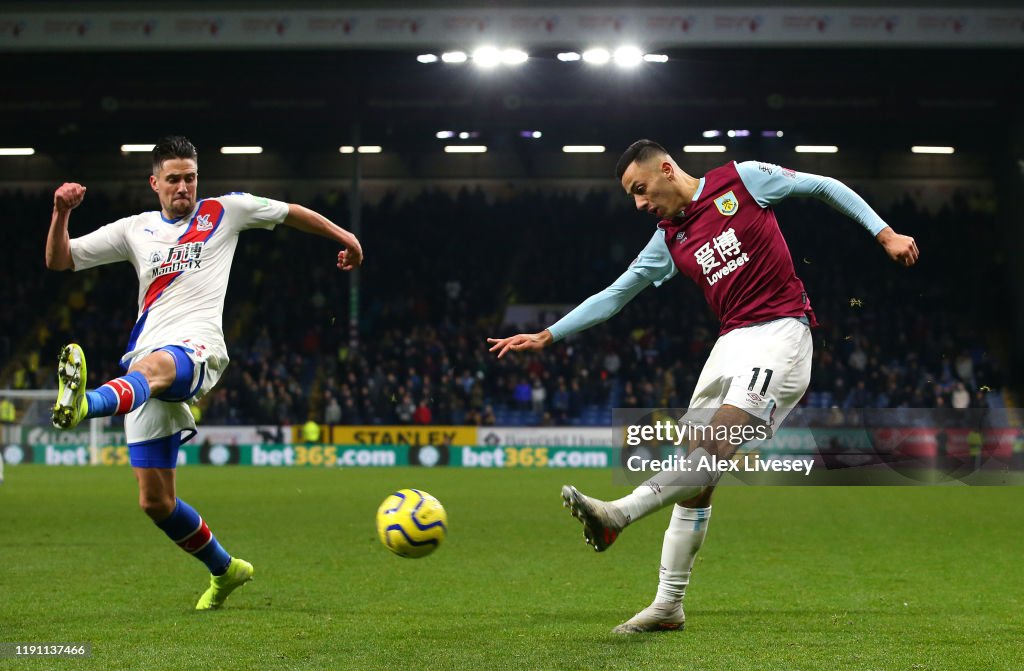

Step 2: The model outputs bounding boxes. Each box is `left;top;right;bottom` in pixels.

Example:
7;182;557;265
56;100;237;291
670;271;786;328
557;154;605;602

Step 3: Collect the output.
70;217;131;271
219;193;290;231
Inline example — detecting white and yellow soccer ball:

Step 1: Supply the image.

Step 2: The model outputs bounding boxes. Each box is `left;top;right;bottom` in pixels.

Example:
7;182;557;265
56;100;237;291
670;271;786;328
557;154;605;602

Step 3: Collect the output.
376;488;448;558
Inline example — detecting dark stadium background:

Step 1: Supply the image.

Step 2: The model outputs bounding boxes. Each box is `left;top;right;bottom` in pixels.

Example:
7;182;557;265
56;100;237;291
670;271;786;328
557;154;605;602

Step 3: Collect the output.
2;4;1023;671
1;2;1021;430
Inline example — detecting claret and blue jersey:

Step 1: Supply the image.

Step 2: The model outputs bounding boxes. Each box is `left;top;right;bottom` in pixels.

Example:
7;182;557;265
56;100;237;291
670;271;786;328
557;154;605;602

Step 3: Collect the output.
547;161;889;340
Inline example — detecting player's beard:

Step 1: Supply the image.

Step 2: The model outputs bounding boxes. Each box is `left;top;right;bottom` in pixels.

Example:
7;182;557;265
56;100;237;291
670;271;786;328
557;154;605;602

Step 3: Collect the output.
169;195;193;216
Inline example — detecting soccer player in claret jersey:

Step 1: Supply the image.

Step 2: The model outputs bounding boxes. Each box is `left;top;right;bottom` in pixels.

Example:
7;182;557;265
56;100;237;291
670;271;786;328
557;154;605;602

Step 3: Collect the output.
45;136;363;610
487;139;919;633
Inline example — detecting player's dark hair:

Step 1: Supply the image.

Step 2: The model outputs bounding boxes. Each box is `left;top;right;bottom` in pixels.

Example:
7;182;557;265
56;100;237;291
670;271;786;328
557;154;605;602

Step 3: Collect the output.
152;135;197;174
615;139;669;180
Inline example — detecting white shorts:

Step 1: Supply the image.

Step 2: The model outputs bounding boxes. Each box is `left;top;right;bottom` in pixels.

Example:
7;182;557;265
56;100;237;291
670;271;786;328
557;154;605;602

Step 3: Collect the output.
124;339;227;445
683;317;813;434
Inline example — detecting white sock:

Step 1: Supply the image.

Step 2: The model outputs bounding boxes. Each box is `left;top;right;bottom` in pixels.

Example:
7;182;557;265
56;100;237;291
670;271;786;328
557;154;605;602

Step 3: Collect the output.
654;504;712;605
610;447;718;524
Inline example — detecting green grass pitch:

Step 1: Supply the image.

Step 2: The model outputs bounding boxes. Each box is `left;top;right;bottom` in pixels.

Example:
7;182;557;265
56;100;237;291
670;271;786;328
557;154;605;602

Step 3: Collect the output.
2;466;1021;670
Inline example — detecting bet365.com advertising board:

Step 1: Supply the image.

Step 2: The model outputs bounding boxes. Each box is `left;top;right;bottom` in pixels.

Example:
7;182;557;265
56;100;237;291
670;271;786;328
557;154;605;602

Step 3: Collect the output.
3;425;614;468
5;424;1019;470
4;443;409;468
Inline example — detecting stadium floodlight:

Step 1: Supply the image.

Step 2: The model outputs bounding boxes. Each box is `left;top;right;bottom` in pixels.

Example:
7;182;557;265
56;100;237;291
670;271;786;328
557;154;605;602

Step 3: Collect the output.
120;144;155;153
643;53;669;63
501;48;528;65
472;46;501;68
459;131;470;139
728;130;750;137
582;48;610;65
911;146;955;154
339;146;355;154
702;130;721;138
436;131;455;139
557;52;581;62
795;145;838;153
519;130;542;139
417;54;438;64
441;51;468;63
613;46;644;68
683;145;727;153
220;146;263;154
760;130;784;138
0;147;35;156
445;145;487;153
358;146;382;154
562;145;606;153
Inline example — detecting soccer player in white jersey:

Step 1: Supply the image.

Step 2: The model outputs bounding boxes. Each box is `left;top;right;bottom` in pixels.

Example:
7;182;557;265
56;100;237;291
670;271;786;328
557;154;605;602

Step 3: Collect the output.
45;136;363;610
488;139;918;633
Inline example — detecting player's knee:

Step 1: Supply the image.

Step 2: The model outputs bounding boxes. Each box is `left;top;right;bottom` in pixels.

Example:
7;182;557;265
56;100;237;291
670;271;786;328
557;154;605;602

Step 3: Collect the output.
139;492;175;521
692;430;739;461
131;350;178;396
679;487;714;508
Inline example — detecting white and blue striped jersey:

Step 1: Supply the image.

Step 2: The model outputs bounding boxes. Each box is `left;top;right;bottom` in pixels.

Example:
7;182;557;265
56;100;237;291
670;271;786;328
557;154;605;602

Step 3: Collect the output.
69;193;289;366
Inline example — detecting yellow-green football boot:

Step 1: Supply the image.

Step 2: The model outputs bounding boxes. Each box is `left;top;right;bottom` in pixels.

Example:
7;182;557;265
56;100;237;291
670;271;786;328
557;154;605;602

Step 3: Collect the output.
51;344;88;430
195;558;254;610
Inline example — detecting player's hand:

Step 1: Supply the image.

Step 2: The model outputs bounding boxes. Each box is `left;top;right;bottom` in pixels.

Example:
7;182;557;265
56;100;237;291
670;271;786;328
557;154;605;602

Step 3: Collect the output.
487;331;553;358
54;182;87;213
877;227;919;267
337;244;363;271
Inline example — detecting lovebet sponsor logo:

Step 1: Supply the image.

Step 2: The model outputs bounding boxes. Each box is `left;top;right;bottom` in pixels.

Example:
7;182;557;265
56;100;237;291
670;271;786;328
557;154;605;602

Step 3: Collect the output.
25;427;126;446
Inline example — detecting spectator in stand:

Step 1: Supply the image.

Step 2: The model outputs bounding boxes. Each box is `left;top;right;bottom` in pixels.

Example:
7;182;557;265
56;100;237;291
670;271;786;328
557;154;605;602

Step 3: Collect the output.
531;376;547;414
481;405;497;426
413;399;433;425
513;377;532;410
951;382;970;410
323;391;342;424
396;393;415;424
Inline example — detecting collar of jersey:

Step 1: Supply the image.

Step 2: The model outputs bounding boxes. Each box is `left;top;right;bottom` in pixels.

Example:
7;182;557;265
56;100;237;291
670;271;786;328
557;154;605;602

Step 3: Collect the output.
159;202;199;224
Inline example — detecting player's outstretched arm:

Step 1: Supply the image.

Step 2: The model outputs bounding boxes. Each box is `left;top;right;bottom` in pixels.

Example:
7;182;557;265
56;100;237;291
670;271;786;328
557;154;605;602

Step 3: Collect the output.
876;226;919;267
736;163;921;269
46;182;86;271
283;203;364;271
486;260;660;358
487;330;553;359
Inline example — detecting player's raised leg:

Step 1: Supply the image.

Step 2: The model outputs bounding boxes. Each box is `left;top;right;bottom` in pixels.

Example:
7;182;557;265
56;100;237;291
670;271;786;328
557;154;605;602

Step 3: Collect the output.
51;343;168;429
561;405;749;553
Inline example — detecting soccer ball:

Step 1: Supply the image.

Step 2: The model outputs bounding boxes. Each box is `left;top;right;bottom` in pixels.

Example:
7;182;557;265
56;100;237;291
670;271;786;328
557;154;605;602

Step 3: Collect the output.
376;488;448;558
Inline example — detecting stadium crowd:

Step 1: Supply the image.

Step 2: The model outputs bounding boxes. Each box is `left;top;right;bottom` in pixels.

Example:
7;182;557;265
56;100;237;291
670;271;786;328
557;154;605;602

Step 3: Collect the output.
1;181;1005;427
